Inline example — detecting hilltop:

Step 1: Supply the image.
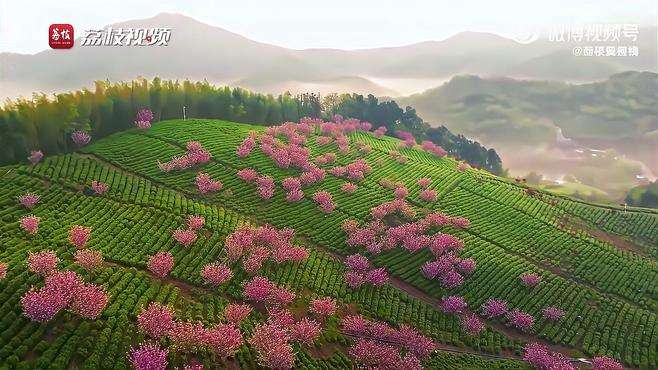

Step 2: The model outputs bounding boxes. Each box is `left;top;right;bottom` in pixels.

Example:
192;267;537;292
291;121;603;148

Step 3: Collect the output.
0;118;656;369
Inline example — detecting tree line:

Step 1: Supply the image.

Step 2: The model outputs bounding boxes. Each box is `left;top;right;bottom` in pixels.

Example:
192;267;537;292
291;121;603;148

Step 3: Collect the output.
0;78;502;174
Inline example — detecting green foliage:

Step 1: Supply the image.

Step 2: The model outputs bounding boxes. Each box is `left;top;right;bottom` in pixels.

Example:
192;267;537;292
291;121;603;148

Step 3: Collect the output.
627;181;658;209
0;79;504;174
0;118;655;368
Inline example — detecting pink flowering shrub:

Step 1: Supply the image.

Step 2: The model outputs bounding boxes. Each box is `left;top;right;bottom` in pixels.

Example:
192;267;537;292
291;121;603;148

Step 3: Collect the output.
285;188;304;202
523;342;575;370
28;150;44;164
456;258;476;275
21;288;68;322
281;177;302;191
373;126;387;138
18;193;40;209
224;303;253;323
345;271;365;289
481;298;509;318
243;276;275;302
71;130;91;146
91;180;109;195
168;321;207;351
365;268;389;286
173;229;197;247
440;295;467;314
417;178;431;188
236;136;256;158
461;314;485;335
393;186;409;199
138;302;175;339
341;182;357;194
236;168;258;182
195;172;222;193
22;270;107;322
68;225;92;249
345;254;371;273
147;252;174;278
312;191;336;213
158;141;211;172
69;283;109;319
205;323;244;357
187;215;205;230
249;322;295;369
420;140;447;157
309;297;337;317
256;175;275;199
224;224;308;273
542;306;565;321
290;317;321;346
520;272;542;288
342;316;435;368
457;162;471;172
28;250;58;276
507;309;535;331
201;262;233;286
20;215;40;235
0;263;6;280
135;108;154;126
74;249;104;271
128;343;169;370
591;356;625;370
419;189;437;202
344;254;388;289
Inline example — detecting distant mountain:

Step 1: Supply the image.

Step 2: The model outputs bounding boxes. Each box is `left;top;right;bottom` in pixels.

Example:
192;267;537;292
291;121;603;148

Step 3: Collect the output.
1;13;656;99
400;71;658;202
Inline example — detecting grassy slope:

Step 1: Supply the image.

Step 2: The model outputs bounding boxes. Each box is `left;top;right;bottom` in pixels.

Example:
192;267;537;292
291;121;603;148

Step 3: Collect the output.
0;119;656;369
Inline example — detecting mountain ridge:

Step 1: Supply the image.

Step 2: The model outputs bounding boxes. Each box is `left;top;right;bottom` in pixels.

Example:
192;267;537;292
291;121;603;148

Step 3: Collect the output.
2;12;655;100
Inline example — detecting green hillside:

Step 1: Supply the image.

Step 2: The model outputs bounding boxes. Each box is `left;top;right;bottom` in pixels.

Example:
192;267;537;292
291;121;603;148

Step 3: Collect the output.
0;119;656;369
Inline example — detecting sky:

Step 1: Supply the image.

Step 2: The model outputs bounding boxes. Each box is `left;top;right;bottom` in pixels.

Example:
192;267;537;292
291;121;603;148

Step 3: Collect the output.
1;0;656;54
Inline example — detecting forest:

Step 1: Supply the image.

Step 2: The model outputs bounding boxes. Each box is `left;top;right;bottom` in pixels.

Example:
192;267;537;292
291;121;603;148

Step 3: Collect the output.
0;78;503;174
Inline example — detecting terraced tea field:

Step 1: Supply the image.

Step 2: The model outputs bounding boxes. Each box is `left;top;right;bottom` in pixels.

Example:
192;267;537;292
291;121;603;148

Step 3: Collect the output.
0;118;655;369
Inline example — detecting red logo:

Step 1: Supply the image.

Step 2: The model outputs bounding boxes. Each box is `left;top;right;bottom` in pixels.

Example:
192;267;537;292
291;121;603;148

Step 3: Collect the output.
49;24;74;49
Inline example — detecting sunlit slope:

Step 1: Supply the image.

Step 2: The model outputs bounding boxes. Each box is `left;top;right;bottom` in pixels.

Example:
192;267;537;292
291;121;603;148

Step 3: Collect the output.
86;119;657;364
1;118;656;368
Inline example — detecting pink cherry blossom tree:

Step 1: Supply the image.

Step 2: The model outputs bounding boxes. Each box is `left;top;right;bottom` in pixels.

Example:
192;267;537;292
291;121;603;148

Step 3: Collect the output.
461;314;485;335
542;306;565;321
68;225;92;249
20;215;40;235
128;343;169;370
147;252;174;278
91;180;109;195
74;249;104;272
71;130;91;146
137;302;175;339
172;229;197;247
309;297;337;318
440;295;467;314
28;250;58;276
28;150;44;164
481;298;509;318
223;303;253;323
70;283;109;319
520;272;542;288
507;309;535;331
18;193;40;209
187;215;205;230
201;262;233;286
